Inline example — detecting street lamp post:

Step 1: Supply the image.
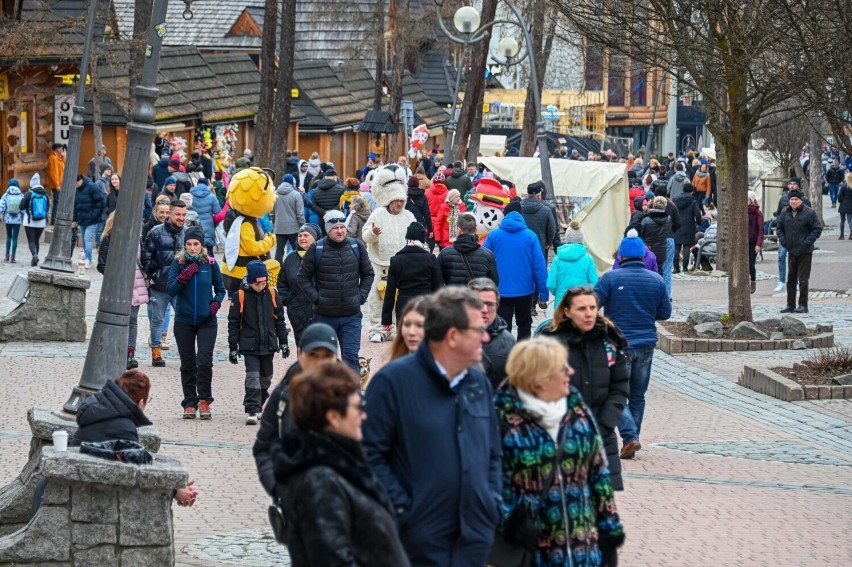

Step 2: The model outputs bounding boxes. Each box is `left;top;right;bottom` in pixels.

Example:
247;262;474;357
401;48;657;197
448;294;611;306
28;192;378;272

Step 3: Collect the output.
62;0;172;414
441;6;483;161
434;0;553;195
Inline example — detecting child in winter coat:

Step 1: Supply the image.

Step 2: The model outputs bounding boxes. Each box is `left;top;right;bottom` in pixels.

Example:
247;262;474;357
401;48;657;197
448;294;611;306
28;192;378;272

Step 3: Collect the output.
0;179;25;262
227;260;290;425
437;188;467;248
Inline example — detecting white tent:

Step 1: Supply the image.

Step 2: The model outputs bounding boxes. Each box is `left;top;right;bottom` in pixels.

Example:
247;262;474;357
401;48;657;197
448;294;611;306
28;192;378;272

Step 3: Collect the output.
478;157;629;271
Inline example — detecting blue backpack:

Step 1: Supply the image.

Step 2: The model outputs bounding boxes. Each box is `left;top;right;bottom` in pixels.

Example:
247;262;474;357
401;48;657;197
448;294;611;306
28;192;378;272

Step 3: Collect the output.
29;192;48;221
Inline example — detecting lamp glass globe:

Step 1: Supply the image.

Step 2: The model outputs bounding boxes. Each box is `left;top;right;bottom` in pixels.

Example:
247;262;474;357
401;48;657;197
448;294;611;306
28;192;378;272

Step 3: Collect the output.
498;37;519;58
453;6;481;33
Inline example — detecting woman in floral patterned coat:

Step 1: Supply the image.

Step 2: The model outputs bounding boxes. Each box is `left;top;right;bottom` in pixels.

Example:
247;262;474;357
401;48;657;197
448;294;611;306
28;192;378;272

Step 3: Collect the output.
494;337;624;567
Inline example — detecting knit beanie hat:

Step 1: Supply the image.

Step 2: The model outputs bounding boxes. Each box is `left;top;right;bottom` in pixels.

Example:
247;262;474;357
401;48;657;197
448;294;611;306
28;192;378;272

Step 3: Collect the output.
179;192;193;207
245;260;268;284
168;159;181;170
407;175;420;188
297;223;321;242
432;171;446;184
788;189;804;200
563;220;584;244
164;176;177;187
619;229;645;259
324;210;347;233
184;227;204;245
359;182;370;192
196;177;208;186
282;174;296;186
405;222;426;242
447;189;460;202
30;173;41;187
504;200;522;215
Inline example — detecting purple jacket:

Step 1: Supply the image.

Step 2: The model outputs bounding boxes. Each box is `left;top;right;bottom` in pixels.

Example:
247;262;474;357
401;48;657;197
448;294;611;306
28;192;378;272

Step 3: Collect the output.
613;245;658;272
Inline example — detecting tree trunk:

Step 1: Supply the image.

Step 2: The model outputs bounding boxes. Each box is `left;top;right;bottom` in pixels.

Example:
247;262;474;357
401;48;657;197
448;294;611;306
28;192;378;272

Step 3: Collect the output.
466;90;484;162
255;0;278;166
385;0;408;163
520;3;553;156
128;0;152;105
808;120;825;225
372;0;386;111
269;0;296;181
454;0;497;162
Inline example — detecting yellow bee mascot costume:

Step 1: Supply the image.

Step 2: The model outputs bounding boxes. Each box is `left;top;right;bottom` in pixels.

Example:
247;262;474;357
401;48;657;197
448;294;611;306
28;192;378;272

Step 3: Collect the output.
221;167;280;294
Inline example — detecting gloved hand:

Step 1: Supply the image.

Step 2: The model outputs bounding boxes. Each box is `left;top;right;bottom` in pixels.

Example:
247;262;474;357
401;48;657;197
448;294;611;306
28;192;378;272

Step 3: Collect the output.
280;344;290;359
176;261;199;284
228;349;240;365
209;300;221;317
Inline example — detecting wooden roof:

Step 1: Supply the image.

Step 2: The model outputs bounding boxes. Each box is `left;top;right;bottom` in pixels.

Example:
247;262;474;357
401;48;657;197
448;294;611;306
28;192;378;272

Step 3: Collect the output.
292;61;368;131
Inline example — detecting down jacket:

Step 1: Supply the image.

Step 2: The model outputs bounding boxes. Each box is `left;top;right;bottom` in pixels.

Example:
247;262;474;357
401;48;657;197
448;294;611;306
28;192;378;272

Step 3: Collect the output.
484;212;548;301
405;186;433;233
672;193;702;246
541;319;629;491
97;235;149;307
776;204;822;256
278;250;313;342
227;285;288;355
297;236;374;317
73;176;105;227
310;178;345;214
166;256;227;326
639;209;673;274
381;244;442;326
143;221;186;292
520;198;556;256
438;233;499;286
481;316;515;389
189;183;222;246
425;182;448;233
74;379;152;444
272;430;411;567
546;242;598;307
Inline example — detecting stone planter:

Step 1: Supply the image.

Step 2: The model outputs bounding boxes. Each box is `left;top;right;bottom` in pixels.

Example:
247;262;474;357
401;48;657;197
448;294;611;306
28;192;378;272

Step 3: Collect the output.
656;324;834;354
739;366;852;401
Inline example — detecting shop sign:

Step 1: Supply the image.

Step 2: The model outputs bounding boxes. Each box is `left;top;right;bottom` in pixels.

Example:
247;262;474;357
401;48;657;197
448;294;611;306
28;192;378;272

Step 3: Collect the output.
0;74;9;100
54;94;74;144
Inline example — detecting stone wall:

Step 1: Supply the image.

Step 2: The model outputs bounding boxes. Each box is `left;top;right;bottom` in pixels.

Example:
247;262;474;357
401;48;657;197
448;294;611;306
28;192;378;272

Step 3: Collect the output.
0;447;186;566
0;268;90;342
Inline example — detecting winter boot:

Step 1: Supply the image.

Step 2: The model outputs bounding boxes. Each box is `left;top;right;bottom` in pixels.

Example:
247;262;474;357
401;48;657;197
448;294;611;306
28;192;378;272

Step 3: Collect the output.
10;256;15;263
750;281;756;294
152;346;165;367
127;348;139;370
198;400;212;420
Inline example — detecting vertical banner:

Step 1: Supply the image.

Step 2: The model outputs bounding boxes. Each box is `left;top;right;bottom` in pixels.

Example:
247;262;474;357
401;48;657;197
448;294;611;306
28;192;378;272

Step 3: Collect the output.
54;94;74;145
19;110;28;153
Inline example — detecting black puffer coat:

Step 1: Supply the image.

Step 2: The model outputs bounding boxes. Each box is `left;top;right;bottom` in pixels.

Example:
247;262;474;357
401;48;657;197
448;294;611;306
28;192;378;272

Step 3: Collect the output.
672;193;702;245
73;176;105;227
838;183;852;215
639;210;673;274
481;316;516;389
521;198;556;255
279;250;313;342
74;380;152;444
142;221;186;292
310;178;345;214
437;233;499;285
776;204;823;256
227;285;288;355
405;187;433;233
272;430;411;567
541;319;629;491
381;245;442;326
297;237;374;317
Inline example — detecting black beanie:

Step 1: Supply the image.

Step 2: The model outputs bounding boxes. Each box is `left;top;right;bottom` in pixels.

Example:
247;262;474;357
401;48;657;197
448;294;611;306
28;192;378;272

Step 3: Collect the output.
788;189;804;200
184;227;204;245
405;222;426;242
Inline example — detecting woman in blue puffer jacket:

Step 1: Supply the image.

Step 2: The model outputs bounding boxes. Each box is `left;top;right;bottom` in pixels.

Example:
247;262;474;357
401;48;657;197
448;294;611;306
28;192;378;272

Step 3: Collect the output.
167;226;226;420
0;179;24;262
547;220;598;307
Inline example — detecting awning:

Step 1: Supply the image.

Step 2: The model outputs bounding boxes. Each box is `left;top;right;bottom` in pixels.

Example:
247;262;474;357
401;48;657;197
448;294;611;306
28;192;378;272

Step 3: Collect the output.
357;111;398;134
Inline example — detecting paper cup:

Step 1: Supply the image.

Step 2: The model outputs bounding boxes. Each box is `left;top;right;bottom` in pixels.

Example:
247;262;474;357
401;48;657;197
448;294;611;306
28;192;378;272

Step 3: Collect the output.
52;430;68;452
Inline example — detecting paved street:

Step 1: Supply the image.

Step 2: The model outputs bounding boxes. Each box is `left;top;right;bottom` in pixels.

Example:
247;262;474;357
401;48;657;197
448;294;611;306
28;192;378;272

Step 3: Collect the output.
0;198;850;566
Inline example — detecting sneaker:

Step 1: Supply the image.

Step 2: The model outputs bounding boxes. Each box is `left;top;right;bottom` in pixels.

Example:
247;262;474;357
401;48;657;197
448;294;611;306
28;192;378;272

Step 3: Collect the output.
773;282;785;292
183;406;196;419
794;305;808;314
152;346;165;367
198;400;212;420
161;333;170;350
620;440;642;459
780;306;795;313
126;351;138;370
246;413;258;425
84;259;91;270
369;332;383;343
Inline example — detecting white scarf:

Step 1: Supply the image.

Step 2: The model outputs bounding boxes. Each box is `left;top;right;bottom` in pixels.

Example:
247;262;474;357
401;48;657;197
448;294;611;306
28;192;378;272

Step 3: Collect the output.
517;388;564;442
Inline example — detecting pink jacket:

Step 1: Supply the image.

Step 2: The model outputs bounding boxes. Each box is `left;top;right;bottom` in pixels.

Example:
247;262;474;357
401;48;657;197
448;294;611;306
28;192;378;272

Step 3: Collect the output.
132;249;149;307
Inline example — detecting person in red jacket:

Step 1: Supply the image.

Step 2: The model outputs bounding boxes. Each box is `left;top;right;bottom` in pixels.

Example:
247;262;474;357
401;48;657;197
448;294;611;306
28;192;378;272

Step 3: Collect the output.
437;189;467;248
747;191;765;294
628;177;646;213
425;171;448;250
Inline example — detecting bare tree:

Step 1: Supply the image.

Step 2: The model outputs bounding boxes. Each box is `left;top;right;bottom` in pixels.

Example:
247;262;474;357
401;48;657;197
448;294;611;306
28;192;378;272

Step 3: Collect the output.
550;0;794;322
758;108;809;175
255;0;278;166
269;0;297;180
520;1;555;156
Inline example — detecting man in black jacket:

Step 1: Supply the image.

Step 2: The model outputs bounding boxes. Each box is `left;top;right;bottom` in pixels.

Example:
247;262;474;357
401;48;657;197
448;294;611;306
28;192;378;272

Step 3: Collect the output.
520;182;556;258
309;169;345;214
437;214;498;285
297;210;374;372
776;189;822;313
469;277;515;389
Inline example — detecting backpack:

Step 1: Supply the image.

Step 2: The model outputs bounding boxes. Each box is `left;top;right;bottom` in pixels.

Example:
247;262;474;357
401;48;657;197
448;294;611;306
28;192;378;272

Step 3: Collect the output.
236;287;278;328
5;193;22;216
314;237;361;265
29;192;48;220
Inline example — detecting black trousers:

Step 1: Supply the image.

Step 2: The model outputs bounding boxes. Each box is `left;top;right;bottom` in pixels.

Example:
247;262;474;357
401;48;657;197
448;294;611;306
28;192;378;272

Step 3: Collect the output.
243;353;274;413
25;226;44;257
497;294;534;341
786;252;812;309
274;233;298;265
748;245;758;282
173;319;217;408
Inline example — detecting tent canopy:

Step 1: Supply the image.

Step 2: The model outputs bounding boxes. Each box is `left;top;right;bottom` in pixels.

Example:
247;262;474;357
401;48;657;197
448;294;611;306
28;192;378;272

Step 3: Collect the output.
478;157;629;272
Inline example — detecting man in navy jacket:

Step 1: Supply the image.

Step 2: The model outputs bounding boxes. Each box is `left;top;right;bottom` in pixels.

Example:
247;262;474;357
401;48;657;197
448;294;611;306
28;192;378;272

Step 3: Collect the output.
595;229;671;460
362;287;502;567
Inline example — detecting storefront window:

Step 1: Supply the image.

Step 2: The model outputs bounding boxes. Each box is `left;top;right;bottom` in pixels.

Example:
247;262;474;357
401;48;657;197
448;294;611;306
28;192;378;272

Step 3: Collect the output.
630;68;647;106
607;57;626;107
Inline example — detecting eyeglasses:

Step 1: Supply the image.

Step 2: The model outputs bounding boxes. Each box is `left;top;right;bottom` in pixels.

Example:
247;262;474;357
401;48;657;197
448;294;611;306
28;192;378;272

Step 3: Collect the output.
482;301;498;311
459;325;489;336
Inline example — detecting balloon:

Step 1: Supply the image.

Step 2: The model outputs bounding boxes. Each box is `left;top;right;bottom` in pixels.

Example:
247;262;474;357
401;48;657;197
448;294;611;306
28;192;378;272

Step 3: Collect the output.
410;124;430;152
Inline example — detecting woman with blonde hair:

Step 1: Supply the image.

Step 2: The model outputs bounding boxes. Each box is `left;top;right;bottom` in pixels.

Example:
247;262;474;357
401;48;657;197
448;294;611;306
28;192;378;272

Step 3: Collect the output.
493;336;624;567
540;286;629;491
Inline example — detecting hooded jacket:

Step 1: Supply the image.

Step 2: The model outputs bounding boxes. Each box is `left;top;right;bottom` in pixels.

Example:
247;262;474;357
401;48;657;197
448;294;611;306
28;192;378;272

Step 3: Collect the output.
189;183;222;246
825;164;844;185
748;203;765;246
437;233;499;285
0;183;24;224
73;176;104;227
310;178;345;213
666;170;689;199
347;207;370;244
520;197;556;256
152;157;171;189
481;316;515;389
297;160;313;191
306;157;322;177
692;170;712;198
672;193;702;245
547;242;598;307
425;182;448;233
444;167;473;198
273;181;305;234
381;244;443;325
639;209;673;271
540;319;629;490
405;186;433;233
272;430;411;567
170;170;193;198
484;212;549;300
227;284;288;355
74;379;153;444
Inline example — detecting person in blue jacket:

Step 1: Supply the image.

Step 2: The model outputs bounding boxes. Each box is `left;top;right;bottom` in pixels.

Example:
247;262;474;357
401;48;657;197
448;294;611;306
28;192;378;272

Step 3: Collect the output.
362;287;502;567
483;210;548;340
188;178;222;255
167;227;226;420
594;229;671;461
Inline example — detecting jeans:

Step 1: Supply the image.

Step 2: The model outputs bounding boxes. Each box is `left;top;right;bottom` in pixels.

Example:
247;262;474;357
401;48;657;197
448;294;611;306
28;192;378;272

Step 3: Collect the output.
275;233;298;265
840;213;851;237
243;354;274;413
787;252;812;309
80;223;98;262
148;290;175;347
662;238;674;298
24;226;44;259
618;345;655;444
173;319;217;408
94;220;105;248
777;244;787;283
50;189;60;223
128;305;140;350
5;223;20;258
311;312;363;373
829;183;839;205
497;294;534;341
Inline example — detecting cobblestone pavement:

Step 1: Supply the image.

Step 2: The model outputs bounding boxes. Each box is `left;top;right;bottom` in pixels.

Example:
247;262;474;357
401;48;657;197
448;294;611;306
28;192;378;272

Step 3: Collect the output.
0;199;851;565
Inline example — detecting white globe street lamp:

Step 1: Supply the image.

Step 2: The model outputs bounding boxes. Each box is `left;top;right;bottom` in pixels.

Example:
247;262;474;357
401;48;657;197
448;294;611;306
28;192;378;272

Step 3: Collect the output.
453;6;481;33
497;37;520;59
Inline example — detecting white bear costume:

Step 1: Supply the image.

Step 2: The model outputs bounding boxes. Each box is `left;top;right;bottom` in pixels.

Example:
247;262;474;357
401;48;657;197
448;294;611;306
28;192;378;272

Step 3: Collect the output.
361;164;416;339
